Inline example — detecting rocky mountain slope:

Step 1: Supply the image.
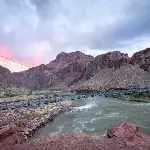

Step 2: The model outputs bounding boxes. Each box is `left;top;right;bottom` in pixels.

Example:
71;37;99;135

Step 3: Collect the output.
0;65;11;86
130;48;150;71
6;51;93;90
72;48;150;91
48;51;93;70
1;48;150;91
77;51;129;81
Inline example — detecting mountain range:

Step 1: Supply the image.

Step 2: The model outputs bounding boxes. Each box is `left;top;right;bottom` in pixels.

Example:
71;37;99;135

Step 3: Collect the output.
1;48;150;92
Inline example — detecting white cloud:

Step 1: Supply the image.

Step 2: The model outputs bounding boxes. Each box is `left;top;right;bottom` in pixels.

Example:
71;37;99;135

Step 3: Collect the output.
0;0;150;65
118;35;150;56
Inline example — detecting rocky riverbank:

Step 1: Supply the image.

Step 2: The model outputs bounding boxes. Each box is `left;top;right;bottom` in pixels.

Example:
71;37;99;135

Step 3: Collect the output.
0;95;41;103
4;122;150;150
112;91;150;103
0;100;77;142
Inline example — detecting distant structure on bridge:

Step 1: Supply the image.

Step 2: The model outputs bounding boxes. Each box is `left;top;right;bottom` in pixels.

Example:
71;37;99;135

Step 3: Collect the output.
0;56;31;72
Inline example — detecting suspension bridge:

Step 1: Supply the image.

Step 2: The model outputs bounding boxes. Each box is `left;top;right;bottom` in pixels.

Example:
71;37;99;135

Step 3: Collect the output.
1;87;150;110
0;56;31;72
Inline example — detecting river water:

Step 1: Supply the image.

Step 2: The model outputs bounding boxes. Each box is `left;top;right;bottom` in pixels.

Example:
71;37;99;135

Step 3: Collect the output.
38;96;150;137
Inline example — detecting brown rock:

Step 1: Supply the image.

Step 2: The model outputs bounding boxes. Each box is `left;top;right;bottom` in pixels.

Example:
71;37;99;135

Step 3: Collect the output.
0;125;16;141
48;51;93;70
8;51;93;90
82;51;129;80
8;127;150;150
0;125;22;149
130;48;150;71
0;65;11;86
107;122;139;138
73;49;150;91
2;48;150;91
0;133;20;149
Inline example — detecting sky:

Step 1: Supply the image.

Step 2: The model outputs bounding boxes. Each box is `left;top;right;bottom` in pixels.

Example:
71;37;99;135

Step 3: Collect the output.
1;0;150;67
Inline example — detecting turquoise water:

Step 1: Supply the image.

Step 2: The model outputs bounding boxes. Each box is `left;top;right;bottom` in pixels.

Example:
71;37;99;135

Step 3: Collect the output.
38;96;150;137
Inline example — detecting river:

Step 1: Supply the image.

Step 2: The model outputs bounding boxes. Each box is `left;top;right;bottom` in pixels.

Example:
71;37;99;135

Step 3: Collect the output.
37;96;150;137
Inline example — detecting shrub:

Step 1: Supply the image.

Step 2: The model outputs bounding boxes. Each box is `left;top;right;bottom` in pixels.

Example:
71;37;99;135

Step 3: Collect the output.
27;91;33;96
54;94;58;97
14;109;19;113
4;92;16;97
23;112;33;118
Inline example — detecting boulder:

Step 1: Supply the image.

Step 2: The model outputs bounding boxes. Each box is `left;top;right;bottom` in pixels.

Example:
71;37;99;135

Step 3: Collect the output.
0;125;22;149
5;123;150;150
107;122;139;138
0;125;16;141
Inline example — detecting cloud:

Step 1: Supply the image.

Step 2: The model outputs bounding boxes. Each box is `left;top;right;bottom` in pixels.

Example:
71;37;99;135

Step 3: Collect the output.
0;0;150;66
0;45;12;58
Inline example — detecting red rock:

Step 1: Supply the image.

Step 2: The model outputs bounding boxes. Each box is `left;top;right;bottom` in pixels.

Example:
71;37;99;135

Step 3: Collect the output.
8;51;93;90
130;48;150;71
8;131;150;150
107;122;139;138
0;65;11;86
0;125;16;141
2;49;150;90
0;125;22;149
82;51;130;80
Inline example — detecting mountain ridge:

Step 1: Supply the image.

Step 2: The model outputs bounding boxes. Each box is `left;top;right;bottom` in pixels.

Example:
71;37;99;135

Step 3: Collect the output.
1;48;150;91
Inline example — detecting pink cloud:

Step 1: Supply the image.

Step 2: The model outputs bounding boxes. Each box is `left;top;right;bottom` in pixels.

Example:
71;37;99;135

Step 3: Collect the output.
0;45;12;58
0;45;34;67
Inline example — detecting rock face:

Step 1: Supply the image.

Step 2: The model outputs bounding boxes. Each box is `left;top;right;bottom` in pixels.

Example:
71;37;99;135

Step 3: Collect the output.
48;51;93;70
130;48;150;71
82;51;129;80
74;64;150;91
72;48;150;91
10;64;51;90
8;123;150;150
8;51;93;90
1;48;150;91
0;65;11;86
